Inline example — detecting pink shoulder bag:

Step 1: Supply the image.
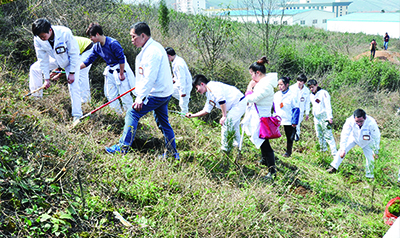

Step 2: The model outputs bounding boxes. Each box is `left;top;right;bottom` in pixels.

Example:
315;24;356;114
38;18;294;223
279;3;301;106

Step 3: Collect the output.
255;103;282;139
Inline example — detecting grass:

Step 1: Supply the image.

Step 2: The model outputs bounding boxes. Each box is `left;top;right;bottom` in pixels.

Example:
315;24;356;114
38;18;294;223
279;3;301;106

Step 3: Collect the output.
1;70;400;237
1;0;400;236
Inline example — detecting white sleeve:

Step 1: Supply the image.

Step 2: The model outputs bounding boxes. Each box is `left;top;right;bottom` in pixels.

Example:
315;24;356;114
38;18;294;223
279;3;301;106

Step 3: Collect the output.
324;91;333;119
247;81;274;104
174;64;186;95
65;29;80;71
339;118;352;150
135;49;161;104
305;90;311;115
370;119;381;153
34;38;50;79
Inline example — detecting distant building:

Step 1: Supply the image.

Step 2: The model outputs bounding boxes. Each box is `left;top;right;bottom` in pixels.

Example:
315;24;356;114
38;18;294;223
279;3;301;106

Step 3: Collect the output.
327;13;400;38
174;0;205;14
217;9;335;29
287;0;352;17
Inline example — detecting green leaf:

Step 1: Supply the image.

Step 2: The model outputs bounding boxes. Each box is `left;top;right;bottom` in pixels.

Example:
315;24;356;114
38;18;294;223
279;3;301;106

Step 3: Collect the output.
40;214;52;222
59;213;74;221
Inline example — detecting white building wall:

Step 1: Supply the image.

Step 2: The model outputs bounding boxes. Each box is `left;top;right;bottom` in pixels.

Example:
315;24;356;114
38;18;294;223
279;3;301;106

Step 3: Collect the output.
327;21;400;38
176;0;205;14
293;11;335;29
226;15;293;24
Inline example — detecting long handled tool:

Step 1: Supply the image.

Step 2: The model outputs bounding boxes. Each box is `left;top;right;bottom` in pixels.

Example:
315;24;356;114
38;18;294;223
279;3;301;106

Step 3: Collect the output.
70;87;136;128
22;85;46;99
169;110;186;116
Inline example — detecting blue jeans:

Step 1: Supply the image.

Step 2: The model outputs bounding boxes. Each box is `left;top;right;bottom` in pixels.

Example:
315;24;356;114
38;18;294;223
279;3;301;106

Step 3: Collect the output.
119;95;177;154
383;41;388;50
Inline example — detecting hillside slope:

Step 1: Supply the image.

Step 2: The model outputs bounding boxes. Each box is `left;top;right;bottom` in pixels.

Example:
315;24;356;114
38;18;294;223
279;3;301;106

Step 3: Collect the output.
1;0;400;237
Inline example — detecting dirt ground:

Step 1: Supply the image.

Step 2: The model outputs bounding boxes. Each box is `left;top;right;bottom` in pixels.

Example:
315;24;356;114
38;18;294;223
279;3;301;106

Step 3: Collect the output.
354;50;400;64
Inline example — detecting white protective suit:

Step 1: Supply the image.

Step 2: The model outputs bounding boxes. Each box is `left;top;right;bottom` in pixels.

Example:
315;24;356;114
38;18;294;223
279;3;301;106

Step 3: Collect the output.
171;55;192;114
30;26;82;117
330;115;380;178
310;88;337;156
103;59;135;114
202;81;246;151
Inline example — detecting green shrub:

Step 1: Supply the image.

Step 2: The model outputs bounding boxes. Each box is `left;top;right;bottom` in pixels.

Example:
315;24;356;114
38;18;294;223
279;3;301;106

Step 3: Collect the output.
388;200;400;217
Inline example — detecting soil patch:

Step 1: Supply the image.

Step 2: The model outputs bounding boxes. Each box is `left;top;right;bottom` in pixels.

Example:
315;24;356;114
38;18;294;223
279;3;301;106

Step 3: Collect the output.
354;50;400;65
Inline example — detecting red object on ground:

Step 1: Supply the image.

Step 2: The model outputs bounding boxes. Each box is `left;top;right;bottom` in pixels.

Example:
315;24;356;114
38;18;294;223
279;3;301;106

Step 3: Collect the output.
384;197;400;226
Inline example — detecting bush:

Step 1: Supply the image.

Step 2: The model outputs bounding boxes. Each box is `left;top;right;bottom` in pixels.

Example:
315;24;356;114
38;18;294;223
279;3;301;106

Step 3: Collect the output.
388;200;400;217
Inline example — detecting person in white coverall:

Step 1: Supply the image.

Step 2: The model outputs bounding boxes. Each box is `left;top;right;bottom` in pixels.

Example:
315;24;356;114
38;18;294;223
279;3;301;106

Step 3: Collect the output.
307;79;337;156
327;109;380;178
80;23;135;115
289;73;310;139
165;47;192;115
30;18;83;121
186;74;246;152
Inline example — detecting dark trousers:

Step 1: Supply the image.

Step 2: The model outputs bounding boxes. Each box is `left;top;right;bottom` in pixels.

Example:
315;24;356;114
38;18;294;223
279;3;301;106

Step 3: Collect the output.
260;139;276;173
284;125;296;155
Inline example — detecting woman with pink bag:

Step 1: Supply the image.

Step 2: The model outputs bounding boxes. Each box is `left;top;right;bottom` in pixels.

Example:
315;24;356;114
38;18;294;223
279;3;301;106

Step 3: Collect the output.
241;56;278;180
273;77;300;158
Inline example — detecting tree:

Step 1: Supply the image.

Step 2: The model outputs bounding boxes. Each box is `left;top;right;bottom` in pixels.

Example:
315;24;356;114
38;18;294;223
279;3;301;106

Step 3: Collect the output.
158;0;169;37
189;14;235;74
238;0;291;56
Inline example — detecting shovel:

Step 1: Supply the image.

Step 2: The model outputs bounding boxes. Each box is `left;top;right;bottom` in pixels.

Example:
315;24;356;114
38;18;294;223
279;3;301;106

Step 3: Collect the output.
22;84;46;99
70;87;136;129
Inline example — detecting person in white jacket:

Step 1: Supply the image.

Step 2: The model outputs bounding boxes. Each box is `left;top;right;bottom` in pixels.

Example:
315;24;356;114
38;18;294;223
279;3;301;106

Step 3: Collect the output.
289;73;310;139
165;47;192;115
106;22;178;159
327;109;380;178
273;76;300;157
307;79;337;157
241;56;278;180
186;74;246;152
30;18;82;121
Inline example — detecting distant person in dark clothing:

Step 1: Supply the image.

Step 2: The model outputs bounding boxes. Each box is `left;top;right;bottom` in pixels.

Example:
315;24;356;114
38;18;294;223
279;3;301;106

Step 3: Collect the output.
383;32;389;50
370;39;377;60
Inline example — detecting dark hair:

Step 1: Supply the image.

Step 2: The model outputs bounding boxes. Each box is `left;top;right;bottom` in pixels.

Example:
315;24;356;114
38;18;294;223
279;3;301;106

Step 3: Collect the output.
279;76;291;85
130;22;151;37
86;23;103;37
165;47;176;56
372;39;375;41
353;109;366;119
297;73;307;83
193;74;209;88
32;18;51;36
249;56;269;74
307;79;318;87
